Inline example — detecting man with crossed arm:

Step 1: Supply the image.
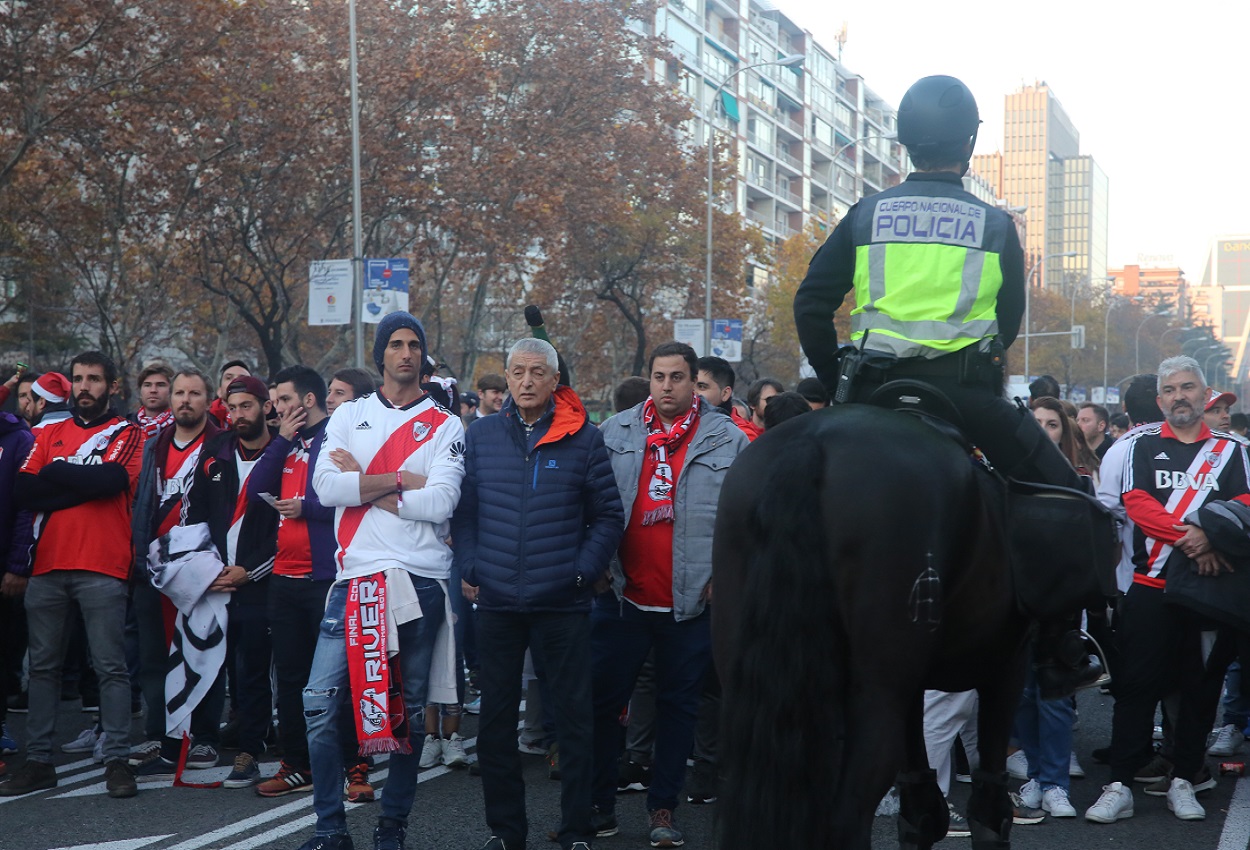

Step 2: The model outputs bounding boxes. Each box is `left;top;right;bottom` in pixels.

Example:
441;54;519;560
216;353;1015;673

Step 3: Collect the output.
296;312;464;850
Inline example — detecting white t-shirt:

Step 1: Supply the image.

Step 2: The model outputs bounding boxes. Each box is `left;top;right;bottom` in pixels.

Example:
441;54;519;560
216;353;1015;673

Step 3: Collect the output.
313;392;465;581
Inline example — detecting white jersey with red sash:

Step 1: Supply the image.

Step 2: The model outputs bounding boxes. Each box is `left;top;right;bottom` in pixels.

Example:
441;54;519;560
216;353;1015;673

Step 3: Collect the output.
1122;421;1250;586
313;392;466;582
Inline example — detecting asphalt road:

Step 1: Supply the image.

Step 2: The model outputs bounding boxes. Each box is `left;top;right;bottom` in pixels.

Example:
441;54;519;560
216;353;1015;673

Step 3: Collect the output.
0;689;1248;850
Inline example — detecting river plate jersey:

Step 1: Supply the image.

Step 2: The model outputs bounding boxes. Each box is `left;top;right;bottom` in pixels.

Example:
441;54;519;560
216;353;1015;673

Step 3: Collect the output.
21;415;144;578
1122;421;1250;585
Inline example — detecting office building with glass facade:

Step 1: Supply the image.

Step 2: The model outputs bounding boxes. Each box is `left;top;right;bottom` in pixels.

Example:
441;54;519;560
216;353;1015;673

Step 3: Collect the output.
972;81;1106;293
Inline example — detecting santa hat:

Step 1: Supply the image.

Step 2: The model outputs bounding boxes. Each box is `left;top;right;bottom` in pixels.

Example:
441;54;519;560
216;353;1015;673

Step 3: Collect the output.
32;372;71;404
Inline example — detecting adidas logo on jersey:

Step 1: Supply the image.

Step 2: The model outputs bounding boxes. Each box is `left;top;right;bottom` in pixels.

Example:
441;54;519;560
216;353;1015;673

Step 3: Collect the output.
52;440;64;447
1154;452;1169;460
356;421;372;430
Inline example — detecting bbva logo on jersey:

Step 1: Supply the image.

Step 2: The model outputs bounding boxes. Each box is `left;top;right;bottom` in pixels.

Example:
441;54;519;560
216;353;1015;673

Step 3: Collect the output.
1155;470;1219;491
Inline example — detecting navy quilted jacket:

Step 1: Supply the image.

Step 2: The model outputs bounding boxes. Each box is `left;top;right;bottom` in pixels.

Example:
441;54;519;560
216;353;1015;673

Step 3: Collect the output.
452;385;622;610
452;386;624;612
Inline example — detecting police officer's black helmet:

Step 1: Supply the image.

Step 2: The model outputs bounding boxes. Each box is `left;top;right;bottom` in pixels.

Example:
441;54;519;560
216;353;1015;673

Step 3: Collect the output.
896;75;980;152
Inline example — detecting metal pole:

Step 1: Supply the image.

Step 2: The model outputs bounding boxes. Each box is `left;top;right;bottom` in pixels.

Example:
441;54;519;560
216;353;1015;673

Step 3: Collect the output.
349;0;365;368
1103;300;1111;404
1023;250;1077;381
704;104;716;358
703;57;801;357
1134;313;1171;375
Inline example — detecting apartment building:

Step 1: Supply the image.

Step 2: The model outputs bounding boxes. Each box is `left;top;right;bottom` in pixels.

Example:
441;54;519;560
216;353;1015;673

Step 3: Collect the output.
657;0;907;283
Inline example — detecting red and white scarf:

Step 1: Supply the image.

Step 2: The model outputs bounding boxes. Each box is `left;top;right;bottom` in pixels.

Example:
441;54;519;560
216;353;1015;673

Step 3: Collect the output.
636;396;698;526
136;407;174;438
346;573;410;755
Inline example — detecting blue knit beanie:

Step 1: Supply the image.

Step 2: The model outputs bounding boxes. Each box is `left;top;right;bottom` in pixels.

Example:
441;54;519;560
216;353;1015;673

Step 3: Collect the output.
373;311;428;375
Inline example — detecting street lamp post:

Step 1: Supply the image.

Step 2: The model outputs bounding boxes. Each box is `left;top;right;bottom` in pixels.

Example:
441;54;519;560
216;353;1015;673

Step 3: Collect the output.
1133;311;1173;375
1155;325;1195;352
1023;250;1078;381
1103;297;1140;403
705;54;803;356
829;133;897;200
348;0;365;368
1205;350;1229;385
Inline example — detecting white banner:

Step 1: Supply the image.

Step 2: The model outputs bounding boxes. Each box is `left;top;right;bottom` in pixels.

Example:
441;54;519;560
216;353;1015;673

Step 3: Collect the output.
308;260;353;326
673;319;705;358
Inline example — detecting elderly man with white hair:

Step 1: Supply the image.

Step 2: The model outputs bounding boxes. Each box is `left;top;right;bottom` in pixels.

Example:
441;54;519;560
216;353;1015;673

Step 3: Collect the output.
456;337;624;850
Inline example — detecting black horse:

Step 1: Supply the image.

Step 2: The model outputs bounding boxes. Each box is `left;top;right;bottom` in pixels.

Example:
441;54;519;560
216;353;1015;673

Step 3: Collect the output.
713;402;1029;850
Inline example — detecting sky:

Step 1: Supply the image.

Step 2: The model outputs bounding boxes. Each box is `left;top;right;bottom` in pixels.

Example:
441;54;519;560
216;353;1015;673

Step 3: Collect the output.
784;0;1250;280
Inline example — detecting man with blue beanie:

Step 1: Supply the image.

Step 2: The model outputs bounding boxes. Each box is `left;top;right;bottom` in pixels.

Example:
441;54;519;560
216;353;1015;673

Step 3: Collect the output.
297;311;466;850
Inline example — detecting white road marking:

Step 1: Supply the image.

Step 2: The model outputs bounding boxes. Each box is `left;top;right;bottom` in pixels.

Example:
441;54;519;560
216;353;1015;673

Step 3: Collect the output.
48;836;175;850
1217;775;1250;850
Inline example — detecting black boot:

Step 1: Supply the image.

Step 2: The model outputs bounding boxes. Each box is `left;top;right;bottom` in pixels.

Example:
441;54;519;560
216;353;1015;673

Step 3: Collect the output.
1035;627;1104;700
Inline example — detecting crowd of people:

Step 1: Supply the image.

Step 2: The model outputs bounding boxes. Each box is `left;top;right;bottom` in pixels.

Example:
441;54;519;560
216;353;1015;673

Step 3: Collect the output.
2;307;1248;848
0;312;828;850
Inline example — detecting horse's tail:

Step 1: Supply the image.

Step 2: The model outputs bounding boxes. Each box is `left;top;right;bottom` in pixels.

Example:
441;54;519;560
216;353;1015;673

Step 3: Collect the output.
717;432;844;849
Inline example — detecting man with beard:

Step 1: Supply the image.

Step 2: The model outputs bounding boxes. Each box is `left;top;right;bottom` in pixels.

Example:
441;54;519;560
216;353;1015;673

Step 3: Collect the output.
129;369;223;775
17;372;73;431
131;363;174;438
248;366;374;803
209;360;252;427
1086;356;1250;825
297;312;464;850
0;351;144;799
182;374;279;789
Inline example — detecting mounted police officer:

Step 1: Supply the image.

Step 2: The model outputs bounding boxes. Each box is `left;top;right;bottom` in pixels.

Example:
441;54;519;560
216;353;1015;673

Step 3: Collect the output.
794;74;1103;698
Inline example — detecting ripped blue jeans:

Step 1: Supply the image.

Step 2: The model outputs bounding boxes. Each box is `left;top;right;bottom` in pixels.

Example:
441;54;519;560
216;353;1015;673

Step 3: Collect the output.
303;576;446;835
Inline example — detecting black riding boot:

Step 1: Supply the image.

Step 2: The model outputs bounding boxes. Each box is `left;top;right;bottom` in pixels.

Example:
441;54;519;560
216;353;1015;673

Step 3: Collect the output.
1034;619;1104;700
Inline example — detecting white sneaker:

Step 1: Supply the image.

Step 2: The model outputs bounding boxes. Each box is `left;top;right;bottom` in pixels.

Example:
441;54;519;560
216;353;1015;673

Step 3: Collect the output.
1085;782;1134;823
1006;750;1029;780
1018;778;1042;809
441;733;468;768
1208;723;1245;756
61;727;100;754
419;734;442;769
1069;751;1085;779
1042;785;1077;817
91;731;110;764
1167;778;1206;821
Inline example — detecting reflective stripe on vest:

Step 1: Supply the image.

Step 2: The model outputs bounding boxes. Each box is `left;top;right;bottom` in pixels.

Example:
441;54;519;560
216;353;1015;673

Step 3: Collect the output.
850;190;1005;360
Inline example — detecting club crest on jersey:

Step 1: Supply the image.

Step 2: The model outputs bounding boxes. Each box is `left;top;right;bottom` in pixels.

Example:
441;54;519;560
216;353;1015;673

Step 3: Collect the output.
1155;470;1219;491
1207;452;1223;467
412;420;432;443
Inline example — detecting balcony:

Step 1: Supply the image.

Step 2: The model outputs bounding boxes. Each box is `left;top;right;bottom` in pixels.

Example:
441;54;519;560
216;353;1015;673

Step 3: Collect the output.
667;0;701;28
776;112;804;138
746;208;771;229
746;131;772;153
746;172;775;194
774;219;799;238
776;182;803;208
704;23;738;53
775;146;803;173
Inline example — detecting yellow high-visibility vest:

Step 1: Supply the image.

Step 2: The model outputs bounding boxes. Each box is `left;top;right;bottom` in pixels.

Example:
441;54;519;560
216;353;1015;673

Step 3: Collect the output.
849;183;1007;360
